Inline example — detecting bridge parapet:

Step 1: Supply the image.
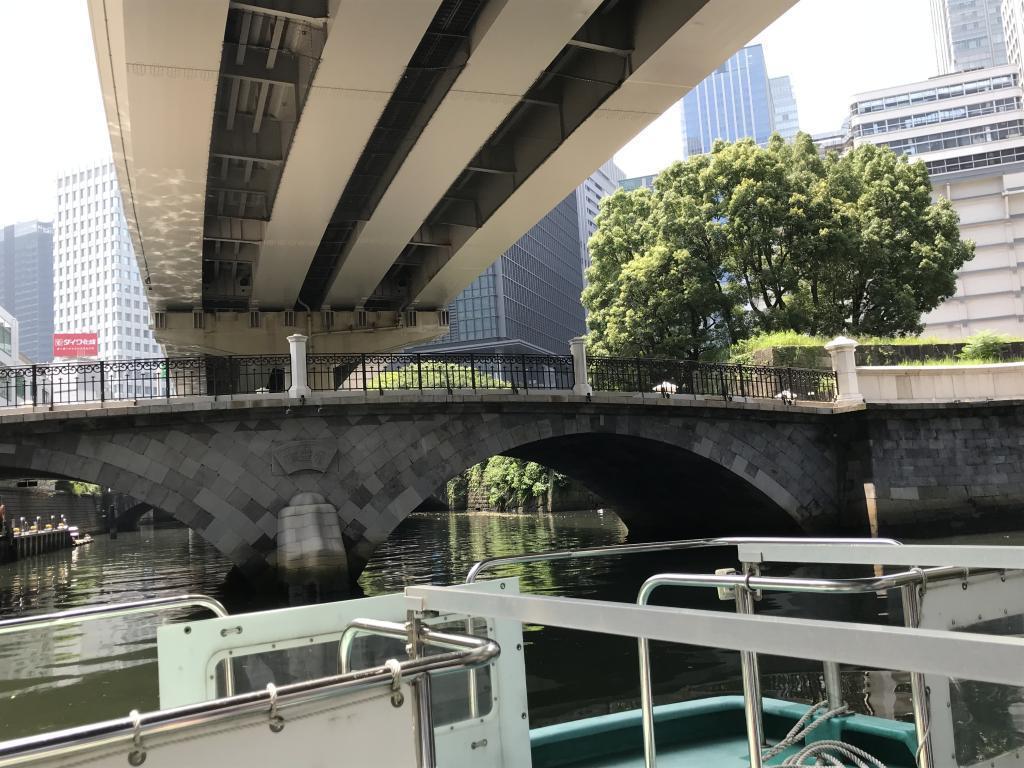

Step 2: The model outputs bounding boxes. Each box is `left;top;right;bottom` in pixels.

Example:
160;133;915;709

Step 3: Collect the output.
0;336;838;414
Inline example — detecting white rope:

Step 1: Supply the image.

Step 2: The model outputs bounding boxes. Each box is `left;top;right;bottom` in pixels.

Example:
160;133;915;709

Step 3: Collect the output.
755;700;889;768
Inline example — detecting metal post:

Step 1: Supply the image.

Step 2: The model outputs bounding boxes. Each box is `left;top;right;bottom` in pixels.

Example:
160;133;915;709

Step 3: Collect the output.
635;358;643;393
786;367;794;396
31;365;37;407
738;366;747;399
164;359;171;399
99;361;106;403
638;630;657;768
470;353;476;390
521;354;528;394
406;612;437;768
361;353;367;392
416;354;423;392
735;584;765;767
823;661;844;710
901;584;933;768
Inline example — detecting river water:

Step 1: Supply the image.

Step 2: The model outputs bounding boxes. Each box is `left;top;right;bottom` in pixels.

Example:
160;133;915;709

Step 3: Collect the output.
1;512;1022;763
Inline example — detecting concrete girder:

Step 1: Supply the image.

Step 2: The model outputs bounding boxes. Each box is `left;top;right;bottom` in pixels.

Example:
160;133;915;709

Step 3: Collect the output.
322;0;604;310
153;310;448;355
248;0;443;311
408;0;798;308
87;0;231;311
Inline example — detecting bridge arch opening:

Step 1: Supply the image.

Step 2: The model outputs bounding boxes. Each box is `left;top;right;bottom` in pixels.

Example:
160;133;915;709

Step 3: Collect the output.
456;433;801;538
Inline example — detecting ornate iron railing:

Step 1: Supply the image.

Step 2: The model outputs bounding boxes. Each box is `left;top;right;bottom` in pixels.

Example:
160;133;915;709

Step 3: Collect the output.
306;352;575;392
0;356;290;409
586;357;838;403
0;352;837;409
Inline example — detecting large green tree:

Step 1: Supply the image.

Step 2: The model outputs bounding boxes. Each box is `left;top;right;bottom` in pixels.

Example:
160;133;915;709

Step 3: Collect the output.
583;134;974;356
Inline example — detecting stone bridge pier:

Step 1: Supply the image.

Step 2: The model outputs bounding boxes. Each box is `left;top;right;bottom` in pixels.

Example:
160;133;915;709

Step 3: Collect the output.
0;394;842;591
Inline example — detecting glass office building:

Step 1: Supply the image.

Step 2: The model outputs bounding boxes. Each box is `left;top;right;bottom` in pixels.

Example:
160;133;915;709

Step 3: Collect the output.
412;192;586;356
931;0;1007;74
681;44;774;157
0;221;54;364
575;159;623;277
769;76;800;141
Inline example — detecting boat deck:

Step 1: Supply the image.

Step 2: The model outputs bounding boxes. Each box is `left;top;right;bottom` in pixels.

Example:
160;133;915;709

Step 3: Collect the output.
531;696;918;768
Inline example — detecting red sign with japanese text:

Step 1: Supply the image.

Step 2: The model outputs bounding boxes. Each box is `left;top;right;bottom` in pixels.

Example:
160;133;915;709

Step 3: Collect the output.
53;333;99;358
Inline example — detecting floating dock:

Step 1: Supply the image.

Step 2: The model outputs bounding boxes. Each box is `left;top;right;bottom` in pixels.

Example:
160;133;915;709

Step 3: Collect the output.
1;528;74;562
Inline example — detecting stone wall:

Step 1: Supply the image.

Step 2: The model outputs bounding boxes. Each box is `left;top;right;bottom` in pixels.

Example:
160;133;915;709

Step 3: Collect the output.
0;486;103;533
463;475;600;513
840;401;1024;534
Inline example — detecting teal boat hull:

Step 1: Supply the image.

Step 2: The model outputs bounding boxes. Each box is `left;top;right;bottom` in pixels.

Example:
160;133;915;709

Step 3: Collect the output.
530;696;918;767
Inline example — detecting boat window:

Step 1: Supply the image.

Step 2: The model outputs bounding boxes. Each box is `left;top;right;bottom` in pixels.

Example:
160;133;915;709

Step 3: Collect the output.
214;640;342;697
948;613;1024;766
211;617;494;727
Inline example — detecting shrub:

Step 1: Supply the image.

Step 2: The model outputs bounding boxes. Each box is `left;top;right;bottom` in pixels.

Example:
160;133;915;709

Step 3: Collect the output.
959;330;1012;362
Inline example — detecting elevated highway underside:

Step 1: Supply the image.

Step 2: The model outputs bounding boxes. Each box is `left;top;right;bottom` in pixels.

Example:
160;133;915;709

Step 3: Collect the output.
88;0;795;355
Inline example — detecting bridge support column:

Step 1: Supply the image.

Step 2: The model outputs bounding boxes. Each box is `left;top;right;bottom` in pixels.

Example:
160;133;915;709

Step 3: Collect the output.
287;334;312;398
570;336;592;396
825;336;863;403
276;493;350;597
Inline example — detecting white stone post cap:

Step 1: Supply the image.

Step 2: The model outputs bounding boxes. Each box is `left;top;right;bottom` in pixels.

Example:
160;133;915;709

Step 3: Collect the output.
824;336;859;351
287;333;309;343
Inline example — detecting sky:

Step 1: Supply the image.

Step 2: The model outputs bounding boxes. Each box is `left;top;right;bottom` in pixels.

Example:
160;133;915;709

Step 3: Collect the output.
1;0;938;222
614;0;936;177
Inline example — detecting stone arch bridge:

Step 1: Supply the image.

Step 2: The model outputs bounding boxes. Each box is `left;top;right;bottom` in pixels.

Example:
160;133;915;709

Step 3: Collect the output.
1;392;1020;589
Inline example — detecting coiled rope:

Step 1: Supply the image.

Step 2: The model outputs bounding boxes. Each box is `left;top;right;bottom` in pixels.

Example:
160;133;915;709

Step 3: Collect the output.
757;700;888;767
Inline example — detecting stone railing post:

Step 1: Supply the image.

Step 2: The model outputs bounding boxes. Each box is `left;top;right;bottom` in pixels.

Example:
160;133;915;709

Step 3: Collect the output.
287;333;312;398
825;336;864;403
569;336;592;396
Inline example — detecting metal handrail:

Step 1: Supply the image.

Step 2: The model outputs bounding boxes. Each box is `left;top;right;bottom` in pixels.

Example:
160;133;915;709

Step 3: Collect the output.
638;565;966;598
0;618;498;767
636;564;965;768
464;536;902;583
0;594;229;637
338;617;496;674
0;595;234;700
463;537;902;725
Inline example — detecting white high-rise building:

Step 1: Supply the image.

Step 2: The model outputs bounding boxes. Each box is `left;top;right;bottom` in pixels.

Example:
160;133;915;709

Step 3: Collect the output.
932;0;1008;74
851;65;1024;337
1004;0;1024;72
0;306;18;369
55;161;163;362
575;159;624;277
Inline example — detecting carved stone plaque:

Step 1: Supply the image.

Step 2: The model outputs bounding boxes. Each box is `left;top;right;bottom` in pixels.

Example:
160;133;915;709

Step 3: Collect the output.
272;440;338;476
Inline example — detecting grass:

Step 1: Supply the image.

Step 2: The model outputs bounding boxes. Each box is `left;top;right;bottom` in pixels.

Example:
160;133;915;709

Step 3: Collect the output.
733;330;985;351
895;357;1024;367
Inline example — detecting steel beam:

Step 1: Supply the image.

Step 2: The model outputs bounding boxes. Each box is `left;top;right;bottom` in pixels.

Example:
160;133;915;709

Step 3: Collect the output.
322;0;603;309
229;0;328;24
221;44;299;86
249;0;443;310
410;0;798;309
